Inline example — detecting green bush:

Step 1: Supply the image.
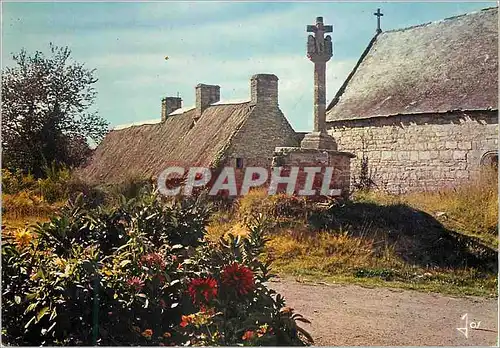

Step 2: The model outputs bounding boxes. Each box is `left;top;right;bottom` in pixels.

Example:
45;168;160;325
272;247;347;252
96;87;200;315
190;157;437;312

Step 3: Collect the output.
2;164;72;205
2;168;38;194
38;163;72;204
2;191;312;346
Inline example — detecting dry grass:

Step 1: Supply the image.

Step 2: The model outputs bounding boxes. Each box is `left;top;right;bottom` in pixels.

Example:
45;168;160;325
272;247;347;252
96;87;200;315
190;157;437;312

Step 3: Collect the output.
2;192;63;220
206;211;249;242
205;176;498;297
206;214;497;296
354;169;498;248
266;228;400;271
1;214;51;243
265;228;496;296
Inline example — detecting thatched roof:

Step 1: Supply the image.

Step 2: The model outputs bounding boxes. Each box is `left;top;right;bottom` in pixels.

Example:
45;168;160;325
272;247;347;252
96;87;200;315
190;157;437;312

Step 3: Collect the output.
326;7;498;122
77;102;252;184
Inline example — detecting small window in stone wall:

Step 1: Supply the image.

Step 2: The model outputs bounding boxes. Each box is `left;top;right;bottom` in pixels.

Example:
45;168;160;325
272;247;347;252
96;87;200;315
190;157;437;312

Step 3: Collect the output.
236;158;244;169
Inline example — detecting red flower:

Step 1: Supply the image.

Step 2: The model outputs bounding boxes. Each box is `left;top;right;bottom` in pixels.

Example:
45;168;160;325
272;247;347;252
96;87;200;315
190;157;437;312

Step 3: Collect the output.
140;253;166;269
142;329;153;338
242;330;255;341
187;277;218;305
180;314;193;328
159;299;166;308
221;263;255;295
127;276;145;291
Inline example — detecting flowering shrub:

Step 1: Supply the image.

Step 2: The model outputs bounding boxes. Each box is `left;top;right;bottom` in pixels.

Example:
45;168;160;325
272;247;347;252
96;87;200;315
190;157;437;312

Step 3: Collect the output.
221;263;255;295
2;190;312;346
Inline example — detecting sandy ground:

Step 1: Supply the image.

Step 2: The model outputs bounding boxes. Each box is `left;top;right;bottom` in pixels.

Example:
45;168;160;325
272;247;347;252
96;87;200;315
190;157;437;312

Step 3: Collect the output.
269;279;498;346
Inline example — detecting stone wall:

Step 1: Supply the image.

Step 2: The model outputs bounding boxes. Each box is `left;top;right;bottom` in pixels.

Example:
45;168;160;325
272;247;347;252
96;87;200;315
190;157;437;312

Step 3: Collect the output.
222;104;298;190
226;105;298;163
328;111;498;193
272;147;353;196
224;74;298;172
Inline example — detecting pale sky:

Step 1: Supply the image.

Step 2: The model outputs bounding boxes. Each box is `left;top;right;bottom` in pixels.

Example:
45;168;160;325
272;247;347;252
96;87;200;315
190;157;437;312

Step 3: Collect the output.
2;1;496;131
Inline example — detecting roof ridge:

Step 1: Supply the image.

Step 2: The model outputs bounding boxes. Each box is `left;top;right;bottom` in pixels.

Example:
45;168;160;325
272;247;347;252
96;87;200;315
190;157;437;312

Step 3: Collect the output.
383;6;498;34
212;99;251;106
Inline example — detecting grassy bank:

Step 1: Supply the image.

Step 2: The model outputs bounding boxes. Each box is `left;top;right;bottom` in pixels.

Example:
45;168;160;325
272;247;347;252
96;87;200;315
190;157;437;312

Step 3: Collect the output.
354;169;498;249
208;179;498;297
3;171;498;297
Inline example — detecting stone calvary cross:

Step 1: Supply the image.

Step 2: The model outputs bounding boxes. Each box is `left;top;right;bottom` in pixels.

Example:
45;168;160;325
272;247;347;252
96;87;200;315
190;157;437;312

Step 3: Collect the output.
301;16;337;150
307;17;333;59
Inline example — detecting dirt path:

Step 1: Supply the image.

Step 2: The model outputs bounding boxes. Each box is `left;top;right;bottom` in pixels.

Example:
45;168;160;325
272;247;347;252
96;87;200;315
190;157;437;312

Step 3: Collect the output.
269;279;498;346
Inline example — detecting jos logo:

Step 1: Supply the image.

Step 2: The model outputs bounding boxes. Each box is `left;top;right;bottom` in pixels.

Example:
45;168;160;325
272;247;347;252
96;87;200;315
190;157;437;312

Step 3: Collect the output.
456;313;481;339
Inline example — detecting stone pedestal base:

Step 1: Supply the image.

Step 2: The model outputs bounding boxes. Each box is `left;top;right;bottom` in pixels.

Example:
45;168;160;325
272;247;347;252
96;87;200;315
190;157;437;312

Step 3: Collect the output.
300;131;338;150
272;146;355;197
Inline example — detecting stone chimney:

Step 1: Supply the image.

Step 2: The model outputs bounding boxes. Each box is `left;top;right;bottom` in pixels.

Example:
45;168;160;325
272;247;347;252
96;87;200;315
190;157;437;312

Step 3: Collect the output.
250;74;278;106
161;97;182;122
195;84;220;119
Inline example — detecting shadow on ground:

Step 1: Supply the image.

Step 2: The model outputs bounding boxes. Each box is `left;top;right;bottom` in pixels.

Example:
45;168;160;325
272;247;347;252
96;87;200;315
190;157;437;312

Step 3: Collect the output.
308;201;498;272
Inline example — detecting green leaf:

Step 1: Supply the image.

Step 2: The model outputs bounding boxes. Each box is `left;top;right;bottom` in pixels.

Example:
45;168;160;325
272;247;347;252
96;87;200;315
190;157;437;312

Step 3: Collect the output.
295;317;311;324
25;302;38;313
46;321;57;333
49;307;57;321
36;306;50;322
296;326;314;344
119;260;132;267
24;316;36;329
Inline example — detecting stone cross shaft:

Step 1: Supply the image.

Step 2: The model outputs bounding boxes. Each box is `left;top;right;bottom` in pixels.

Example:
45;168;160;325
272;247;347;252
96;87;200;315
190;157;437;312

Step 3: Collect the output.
307;16;333;133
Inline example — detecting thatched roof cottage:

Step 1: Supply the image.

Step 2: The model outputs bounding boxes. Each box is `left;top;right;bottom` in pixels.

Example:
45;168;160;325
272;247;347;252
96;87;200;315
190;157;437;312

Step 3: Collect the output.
77;74;298;185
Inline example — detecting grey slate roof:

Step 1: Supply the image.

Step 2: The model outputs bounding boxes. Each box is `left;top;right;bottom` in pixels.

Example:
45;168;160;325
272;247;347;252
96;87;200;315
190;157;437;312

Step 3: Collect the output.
326;7;498;122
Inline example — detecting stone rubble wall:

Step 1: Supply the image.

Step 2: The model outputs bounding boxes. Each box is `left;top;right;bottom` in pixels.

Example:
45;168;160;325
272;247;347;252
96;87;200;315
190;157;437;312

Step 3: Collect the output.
225;104;299;166
328;111;498;193
271;147;353;196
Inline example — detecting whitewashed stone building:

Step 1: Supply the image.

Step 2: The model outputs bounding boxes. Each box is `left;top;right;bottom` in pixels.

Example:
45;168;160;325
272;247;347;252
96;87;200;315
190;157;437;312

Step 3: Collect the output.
326;7;498;193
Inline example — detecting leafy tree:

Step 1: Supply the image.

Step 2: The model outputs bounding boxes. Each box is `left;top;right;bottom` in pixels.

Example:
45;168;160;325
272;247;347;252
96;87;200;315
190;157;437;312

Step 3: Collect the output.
2;43;109;177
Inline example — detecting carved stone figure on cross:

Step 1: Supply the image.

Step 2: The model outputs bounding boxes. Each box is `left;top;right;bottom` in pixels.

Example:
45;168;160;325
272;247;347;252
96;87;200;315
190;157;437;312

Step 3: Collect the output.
306;16;333;62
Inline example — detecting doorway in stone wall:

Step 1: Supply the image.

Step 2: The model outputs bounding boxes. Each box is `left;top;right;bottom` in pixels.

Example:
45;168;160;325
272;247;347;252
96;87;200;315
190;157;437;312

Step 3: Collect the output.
481;151;498;172
480;151;498;185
